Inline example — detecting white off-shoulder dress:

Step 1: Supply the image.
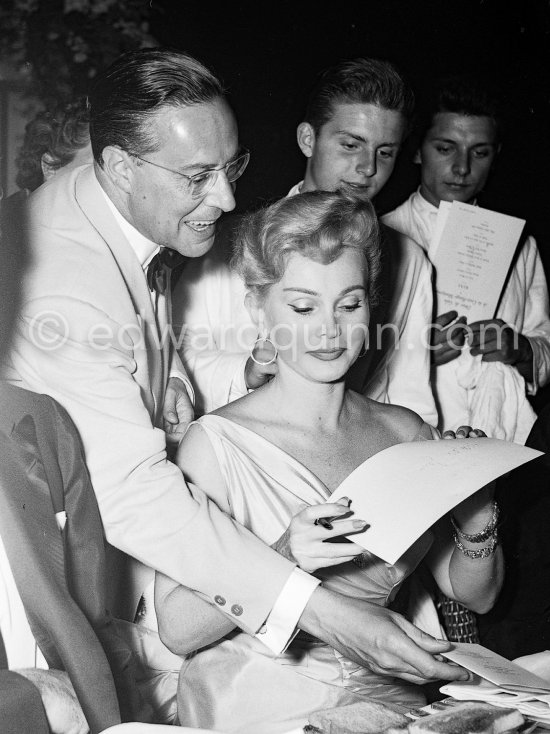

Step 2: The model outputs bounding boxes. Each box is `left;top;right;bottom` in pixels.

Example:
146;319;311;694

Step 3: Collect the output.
176;414;436;734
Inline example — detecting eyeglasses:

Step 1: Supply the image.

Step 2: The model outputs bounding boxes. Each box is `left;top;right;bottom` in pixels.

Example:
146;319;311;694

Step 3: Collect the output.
133;148;250;199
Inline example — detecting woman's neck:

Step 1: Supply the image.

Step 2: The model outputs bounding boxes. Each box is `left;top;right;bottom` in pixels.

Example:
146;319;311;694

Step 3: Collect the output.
261;361;350;432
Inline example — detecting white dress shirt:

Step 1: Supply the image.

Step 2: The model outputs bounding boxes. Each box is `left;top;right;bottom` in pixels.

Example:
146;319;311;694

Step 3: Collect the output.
100;190;195;405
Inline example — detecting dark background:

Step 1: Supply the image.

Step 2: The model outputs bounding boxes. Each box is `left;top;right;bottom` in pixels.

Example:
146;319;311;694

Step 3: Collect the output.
150;0;550;268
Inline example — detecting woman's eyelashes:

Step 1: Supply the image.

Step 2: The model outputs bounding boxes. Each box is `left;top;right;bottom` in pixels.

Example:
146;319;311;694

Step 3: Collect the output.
288;298;365;315
340;299;364;312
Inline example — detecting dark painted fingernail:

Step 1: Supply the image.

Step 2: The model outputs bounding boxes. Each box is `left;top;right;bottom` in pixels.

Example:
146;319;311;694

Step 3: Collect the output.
317;518;333;530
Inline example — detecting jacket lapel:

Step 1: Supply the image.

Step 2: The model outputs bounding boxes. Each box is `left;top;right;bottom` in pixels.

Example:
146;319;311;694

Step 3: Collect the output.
74;167;164;419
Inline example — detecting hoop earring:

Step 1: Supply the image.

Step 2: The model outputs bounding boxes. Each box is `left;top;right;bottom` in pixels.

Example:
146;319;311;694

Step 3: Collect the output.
250;337;278;366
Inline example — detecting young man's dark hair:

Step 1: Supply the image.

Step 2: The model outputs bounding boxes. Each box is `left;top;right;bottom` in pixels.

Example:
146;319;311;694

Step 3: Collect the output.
413;73;505;150
304;57;416;136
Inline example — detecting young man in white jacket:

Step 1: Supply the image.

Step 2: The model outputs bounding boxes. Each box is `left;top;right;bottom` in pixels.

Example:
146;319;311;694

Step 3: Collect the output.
383;75;550;443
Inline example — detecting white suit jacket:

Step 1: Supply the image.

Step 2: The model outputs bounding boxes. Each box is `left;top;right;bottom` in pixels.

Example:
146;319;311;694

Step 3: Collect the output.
4;164;296;635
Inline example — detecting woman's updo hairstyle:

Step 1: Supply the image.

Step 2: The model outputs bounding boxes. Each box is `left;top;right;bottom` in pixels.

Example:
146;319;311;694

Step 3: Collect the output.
232;190;381;307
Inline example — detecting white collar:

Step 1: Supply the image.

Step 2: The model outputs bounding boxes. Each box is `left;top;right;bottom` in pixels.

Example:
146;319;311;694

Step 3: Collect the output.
412;187;478;215
287;181;304;198
96;173;160;270
411;188;439;217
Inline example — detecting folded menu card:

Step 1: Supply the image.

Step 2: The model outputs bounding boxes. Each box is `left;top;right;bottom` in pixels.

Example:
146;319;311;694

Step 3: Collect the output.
442;644;550;696
329;438;541;564
430;201;526;323
440;645;550;727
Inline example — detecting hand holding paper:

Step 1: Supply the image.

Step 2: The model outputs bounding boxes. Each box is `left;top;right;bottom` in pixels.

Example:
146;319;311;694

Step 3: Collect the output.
431;310;468;366
441;643;550;696
329;438;542;564
468;319;534;381
439;644;550;727
272;500;366;573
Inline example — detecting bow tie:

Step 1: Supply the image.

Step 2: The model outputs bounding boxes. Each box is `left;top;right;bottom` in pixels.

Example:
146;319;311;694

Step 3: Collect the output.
146;249;186;295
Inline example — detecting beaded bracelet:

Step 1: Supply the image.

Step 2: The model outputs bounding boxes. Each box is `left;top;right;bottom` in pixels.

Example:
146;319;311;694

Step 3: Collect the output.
453;530;498;559
450;500;499;543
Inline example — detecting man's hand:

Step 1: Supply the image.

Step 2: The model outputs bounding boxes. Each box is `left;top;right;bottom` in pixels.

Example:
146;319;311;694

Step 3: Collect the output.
468;319;533;381
244;345;278;390
16;669;88;734
430;311;467;366
163;376;194;445
299;587;469;684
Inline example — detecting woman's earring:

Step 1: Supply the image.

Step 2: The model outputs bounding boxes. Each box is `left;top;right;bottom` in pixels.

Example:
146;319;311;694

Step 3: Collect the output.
250;336;278;366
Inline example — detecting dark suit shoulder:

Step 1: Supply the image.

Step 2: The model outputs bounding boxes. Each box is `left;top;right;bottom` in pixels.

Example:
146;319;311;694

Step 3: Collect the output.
0;383;76;446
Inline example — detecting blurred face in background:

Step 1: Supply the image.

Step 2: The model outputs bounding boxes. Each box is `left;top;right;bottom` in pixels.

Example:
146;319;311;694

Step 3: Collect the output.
41;139;93;181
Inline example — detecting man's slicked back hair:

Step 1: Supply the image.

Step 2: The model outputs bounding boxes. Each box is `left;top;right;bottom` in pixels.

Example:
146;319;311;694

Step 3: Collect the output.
303;57;415;135
89;47;225;164
416;74;504;145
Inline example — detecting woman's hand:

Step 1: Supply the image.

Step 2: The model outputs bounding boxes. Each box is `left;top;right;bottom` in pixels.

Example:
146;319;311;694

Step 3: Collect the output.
442;425;487;439
244;354;278;389
271;500;369;573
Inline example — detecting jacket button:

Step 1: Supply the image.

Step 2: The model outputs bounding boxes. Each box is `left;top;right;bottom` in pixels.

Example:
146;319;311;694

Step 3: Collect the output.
214;595;226;606
231;604;243;616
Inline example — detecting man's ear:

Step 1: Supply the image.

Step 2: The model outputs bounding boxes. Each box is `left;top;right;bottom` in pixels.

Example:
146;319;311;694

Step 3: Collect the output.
297;122;316;158
413;148;422;165
40;152;58;181
100;145;134;194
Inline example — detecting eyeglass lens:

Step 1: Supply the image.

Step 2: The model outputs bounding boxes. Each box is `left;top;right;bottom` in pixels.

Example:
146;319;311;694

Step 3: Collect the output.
190;151;249;197
226;151;250;182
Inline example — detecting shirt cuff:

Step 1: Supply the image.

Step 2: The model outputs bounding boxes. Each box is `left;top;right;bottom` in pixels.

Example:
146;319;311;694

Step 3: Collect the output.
254;568;320;654
168;369;195;405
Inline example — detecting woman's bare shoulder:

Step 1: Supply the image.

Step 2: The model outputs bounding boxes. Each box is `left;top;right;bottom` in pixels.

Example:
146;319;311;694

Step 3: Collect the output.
210;385;269;428
352;391;428;442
